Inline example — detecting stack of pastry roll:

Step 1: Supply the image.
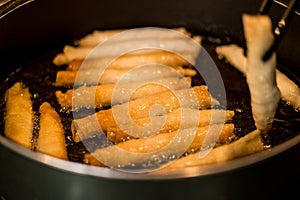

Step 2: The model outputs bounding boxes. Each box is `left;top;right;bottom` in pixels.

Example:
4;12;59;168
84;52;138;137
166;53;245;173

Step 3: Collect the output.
54;27;201;110
2;27;268;170
50;27;241;169
53;27;200;87
79;84;237;168
71;86;221;142
4;82;67;160
53;27;196;66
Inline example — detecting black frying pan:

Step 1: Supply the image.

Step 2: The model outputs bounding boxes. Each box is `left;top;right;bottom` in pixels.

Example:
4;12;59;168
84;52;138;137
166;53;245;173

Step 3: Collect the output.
0;0;300;199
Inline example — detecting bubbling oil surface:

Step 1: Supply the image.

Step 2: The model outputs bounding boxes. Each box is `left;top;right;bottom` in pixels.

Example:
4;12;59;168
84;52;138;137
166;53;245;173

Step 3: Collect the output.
0;34;299;164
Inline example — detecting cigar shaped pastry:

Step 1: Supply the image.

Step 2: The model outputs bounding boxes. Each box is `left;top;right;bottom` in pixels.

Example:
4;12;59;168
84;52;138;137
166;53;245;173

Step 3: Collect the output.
56;76;192;109
107;108;235;144
163;129;264;170
77;27;191;47
242;14;280;132
53;37;200;66
66;52;194;71
55;65;196;87
216;43;300;111
77;29;126;47
36;102;68;160
72;86;219;142
4;82;33;149
55;68;129;86
83;123;235;167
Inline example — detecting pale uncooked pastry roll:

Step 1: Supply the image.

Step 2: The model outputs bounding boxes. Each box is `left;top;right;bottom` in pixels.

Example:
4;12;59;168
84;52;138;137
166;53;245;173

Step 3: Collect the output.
107;108;235;144
243;14;280;132
37;102;68;160
83;123;235;167
4;82;33;149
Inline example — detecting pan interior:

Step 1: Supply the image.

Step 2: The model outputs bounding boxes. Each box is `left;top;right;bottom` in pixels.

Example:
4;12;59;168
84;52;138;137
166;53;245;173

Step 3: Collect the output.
0;30;299;178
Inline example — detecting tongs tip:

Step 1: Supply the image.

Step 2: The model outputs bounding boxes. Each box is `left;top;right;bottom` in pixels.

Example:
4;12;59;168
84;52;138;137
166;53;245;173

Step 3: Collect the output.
244;0;300;61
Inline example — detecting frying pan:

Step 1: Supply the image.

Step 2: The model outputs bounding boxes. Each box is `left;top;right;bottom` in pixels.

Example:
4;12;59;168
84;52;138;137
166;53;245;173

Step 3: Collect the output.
0;0;300;199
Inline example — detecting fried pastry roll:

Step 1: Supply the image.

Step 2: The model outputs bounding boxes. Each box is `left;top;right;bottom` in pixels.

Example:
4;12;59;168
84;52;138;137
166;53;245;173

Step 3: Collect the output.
163;129;264;170
55;65;194;87
107;108;234;143
83;123;235;167
53;46;155;66
77;29;126;47
72;86;219;142
243;14;281;132
216;44;247;73
66;52;194;71
77;27;190;47
55;68;130;86
56;76;192;109
216;44;300;111
4;82;33;149
36;102;68;160
53;37;200;66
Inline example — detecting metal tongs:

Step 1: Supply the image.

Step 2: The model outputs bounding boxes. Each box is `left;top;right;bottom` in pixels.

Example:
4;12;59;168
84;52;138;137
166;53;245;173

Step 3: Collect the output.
257;0;300;61
0;0;34;19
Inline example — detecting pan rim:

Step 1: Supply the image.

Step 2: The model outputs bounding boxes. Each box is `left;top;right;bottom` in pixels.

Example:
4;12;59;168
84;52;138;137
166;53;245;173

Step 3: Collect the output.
0;132;299;180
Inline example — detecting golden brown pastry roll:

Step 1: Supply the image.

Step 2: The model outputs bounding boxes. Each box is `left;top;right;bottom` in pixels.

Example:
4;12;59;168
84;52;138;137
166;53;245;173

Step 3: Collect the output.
163;129;264;170
55;65;195;87
56;76;192;109
53;28;199;66
66;52;193;71
83;123;235;167
72;86;219;142
55;68;130;86
107;109;234;143
76;27;190;47
36;102;68;160
4;82;33;149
